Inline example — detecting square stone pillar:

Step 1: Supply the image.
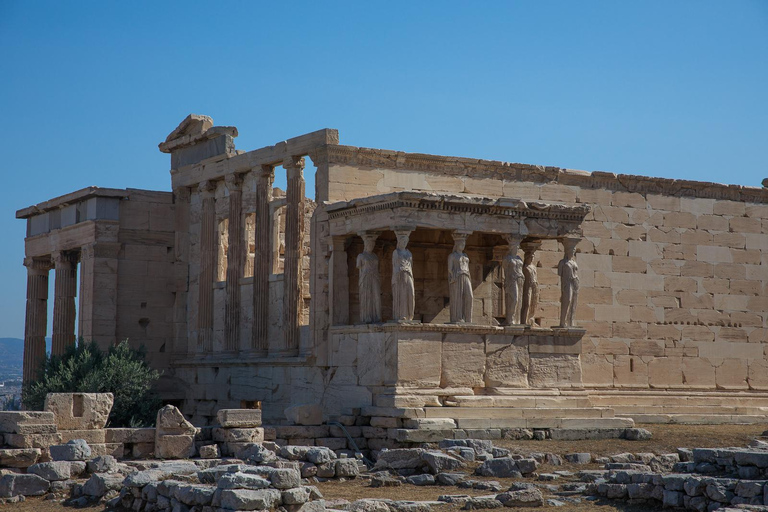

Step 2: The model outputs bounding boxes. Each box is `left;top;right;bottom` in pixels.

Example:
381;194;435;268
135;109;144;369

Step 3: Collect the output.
225;174;244;351
23;258;51;383
51;251;78;356
281;156;305;355
329;236;350;326
197;180;216;351
252;165;274;353
79;242;121;350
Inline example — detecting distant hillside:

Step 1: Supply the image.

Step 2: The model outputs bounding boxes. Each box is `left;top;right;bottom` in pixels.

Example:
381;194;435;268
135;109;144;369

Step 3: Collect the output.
0;338;23;382
0;338;23;366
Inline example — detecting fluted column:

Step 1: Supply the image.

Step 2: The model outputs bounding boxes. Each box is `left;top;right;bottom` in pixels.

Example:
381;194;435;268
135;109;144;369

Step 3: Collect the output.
252;165;274;352
23;258;51;383
282;156;305;354
225;174;244;351
197;180;216;351
51;251;78;356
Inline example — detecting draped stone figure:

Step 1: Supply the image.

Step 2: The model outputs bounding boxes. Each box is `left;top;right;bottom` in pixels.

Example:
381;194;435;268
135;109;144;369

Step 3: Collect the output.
520;241;540;326
558;237;580;328
391;230;415;322
502;235;525;325
356;232;381;323
448;232;473;323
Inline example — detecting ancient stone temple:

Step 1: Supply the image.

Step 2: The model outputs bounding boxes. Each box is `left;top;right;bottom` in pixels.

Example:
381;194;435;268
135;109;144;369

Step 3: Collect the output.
17;114;768;429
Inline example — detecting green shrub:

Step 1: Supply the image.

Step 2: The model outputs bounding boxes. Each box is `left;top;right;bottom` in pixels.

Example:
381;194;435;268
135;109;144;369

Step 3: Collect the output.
22;340;161;427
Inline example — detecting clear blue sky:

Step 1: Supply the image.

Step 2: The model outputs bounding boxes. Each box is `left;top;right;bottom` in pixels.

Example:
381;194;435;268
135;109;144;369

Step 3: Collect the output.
0;1;766;339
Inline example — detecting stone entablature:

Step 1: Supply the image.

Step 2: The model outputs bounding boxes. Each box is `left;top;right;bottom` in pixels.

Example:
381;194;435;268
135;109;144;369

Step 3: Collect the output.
326;192;589;237
319;145;768;204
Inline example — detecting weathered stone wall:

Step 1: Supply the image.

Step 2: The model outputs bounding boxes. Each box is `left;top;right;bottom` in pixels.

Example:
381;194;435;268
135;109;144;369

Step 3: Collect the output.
320;146;768;391
115;190;176;371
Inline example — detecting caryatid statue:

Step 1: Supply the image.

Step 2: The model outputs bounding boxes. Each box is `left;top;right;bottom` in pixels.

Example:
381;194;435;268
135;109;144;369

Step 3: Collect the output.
448;231;473;323
520;240;541;326
356;232;381;324
392;229;415;322
558;237;580;328
502;234;525;325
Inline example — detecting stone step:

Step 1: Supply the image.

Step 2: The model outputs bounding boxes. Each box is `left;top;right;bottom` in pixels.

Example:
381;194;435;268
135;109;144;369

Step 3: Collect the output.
611;405;768;415
451;416;634;429
424;407;616;420
630;413;768;425
589;394;768;408
448;395;594;408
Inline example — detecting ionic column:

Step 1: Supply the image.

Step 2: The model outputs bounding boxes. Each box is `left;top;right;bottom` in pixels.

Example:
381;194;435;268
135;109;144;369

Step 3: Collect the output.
23;258;51;383
225;174;244;351
51;251;78;356
282;156;305;354
197;180;216;351
252;165;274;352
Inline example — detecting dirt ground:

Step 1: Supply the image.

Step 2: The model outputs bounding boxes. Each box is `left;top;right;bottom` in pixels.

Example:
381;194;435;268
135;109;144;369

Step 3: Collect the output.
1;424;763;511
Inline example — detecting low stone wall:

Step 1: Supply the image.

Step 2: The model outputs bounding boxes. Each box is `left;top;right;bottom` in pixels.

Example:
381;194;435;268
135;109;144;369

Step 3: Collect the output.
591;446;768;509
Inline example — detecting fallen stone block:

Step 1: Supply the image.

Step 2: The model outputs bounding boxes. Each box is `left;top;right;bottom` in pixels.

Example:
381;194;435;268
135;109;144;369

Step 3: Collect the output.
218;472;271;490
0;448;41;468
335;458;360;477
4;433;61;449
58;429;106;444
496;488;544;507
82;472;124;497
44;393;113;430
198;444;220;459
421;450;464;474
406;474;435;486
565;453;592;464
624;428;652;441
285;404;323;426
270;467;301;489
86;455;117;474
49;439;91;461
155;434;195;459
174;483;216;506
217;408;262;428
0;411;55;434
283;486;311;504
28;461;75;481
374;448;426;470
105;427;155;444
0;473;50;497
213;427;264;444
219;488;282;510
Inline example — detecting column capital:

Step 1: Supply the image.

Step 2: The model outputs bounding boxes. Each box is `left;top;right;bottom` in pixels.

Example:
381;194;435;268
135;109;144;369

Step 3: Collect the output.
225;173;244;191
198;180;216;198
255;164;275;179
504;234;524;250
23;257;52;273
521;239;543;254
451;230;472;242
52;251;78;268
283;156;305;176
560;237;581;253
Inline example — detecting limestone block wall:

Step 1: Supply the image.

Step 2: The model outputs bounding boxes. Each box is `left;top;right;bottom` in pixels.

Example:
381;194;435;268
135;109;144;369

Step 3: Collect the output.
316;145;768;391
115;189;176;371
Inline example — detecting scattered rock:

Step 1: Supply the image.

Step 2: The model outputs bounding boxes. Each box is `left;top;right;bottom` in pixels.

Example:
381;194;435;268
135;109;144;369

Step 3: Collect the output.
497;487;544;507
624;428;652;441
565;453;592;464
0;473;50;498
49;440;91;461
406;474;435;486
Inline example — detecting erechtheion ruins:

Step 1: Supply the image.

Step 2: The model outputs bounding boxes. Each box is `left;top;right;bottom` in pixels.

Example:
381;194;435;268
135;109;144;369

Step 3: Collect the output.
17;114;768;431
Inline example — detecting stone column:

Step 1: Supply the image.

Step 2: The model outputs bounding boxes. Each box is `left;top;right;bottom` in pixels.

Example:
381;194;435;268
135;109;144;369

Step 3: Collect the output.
51;251;78;356
79;242;121;350
329;236;349;326
252;165;274;352
520;240;542;327
197;180;216;351
23;258;51;383
282;156;305;354
225;174;244;351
